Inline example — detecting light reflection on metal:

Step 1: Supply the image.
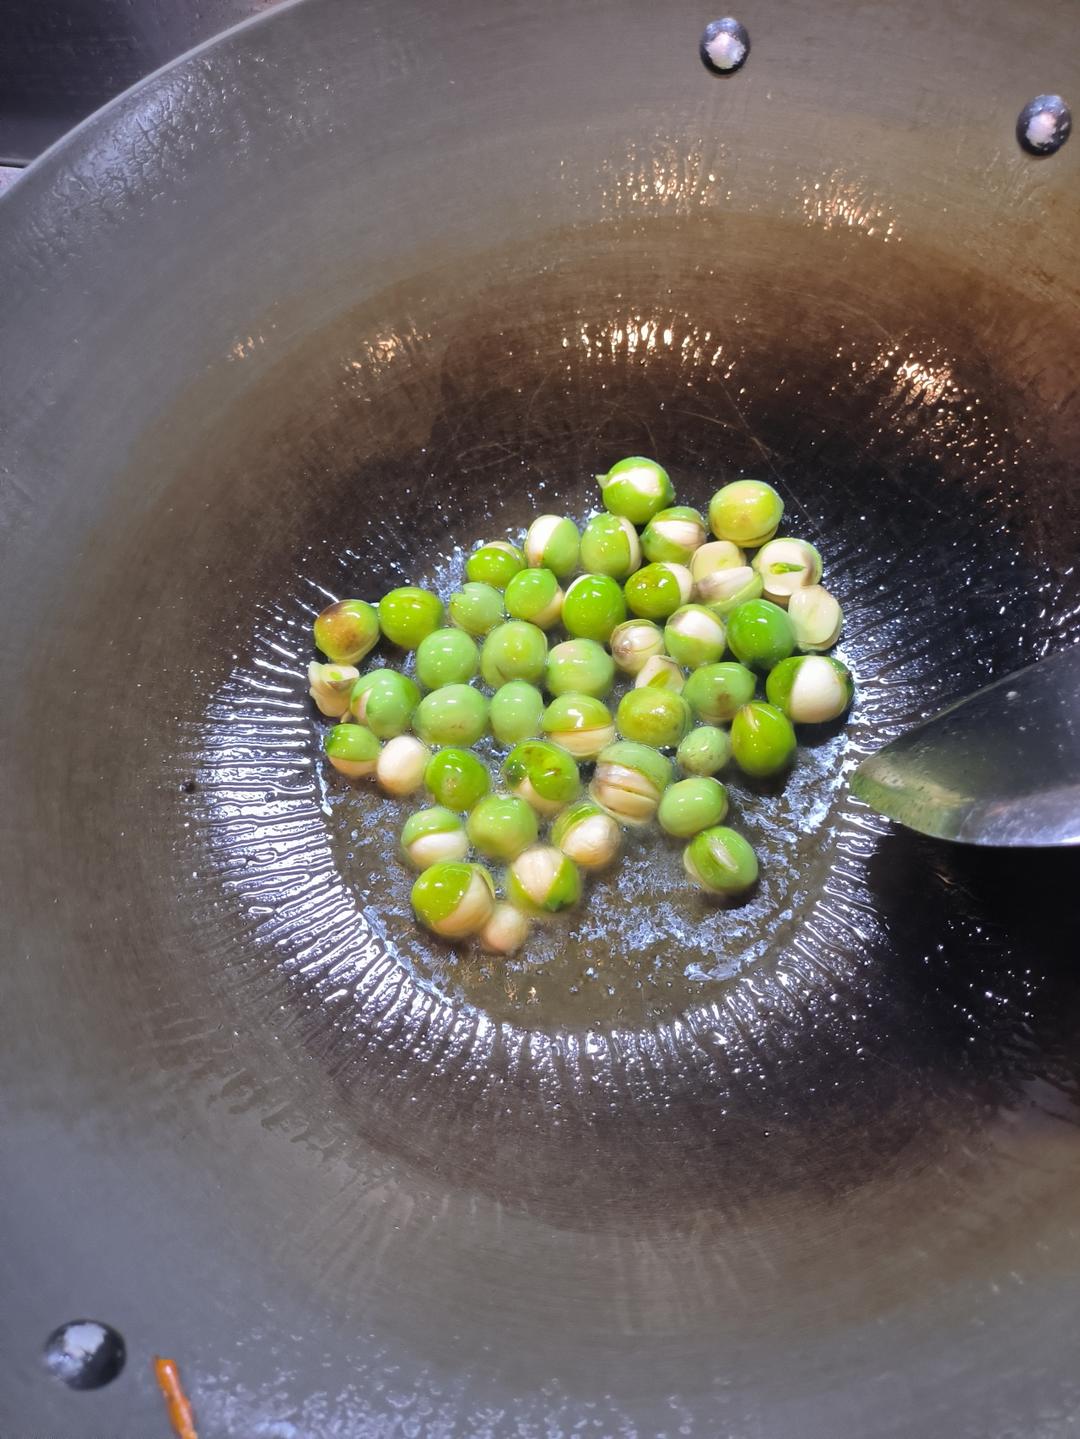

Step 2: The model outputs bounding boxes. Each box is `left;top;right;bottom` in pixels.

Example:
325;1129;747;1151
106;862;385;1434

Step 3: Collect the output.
879;350;957;407
344;326;430;380
562;313;732;379
799;170;900;242
227;333;267;362
593;137;724;216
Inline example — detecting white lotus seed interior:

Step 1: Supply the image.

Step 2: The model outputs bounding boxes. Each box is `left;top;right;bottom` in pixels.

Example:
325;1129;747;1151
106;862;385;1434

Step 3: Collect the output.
515;775;564;816
606;464;662;498
327;754;378;780
525;515;564;565
669;565;694;604
530;590;565;628
612;623;662;672
514;845;561;901
591;764;661;824
635;655;685;690
756;538;820;603
621;520;643;566
691;540;744;579
788;658;848;723
308;661;358;716
552;723;617;758
351;687;371;722
788;584;843;649
563;813;620;868
376;734;430;795
672;608;722;643
439;870;495;938
697;564;756;604
683;846;704;884
655;519;702;550
478;901;530;955
410;830;468;868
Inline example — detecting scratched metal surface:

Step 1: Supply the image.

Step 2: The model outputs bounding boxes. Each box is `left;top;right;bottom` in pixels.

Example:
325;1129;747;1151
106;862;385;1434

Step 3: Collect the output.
2;0;1080;1434
0;0;285;164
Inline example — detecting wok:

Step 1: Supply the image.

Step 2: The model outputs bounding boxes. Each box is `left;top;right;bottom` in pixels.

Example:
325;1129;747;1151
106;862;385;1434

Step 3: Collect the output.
2;0;1080;1433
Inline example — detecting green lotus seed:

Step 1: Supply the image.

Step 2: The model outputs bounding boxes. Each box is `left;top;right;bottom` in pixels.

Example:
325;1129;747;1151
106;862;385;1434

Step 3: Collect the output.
478;902;532;955
634;655;685;691
676;725;732;776
307;661;360;717
788;584;844;652
658;782;727;840
541;693;616;759
502;740;581;816
506;845;582;916
377;587;444;650
730;701;797;778
616;687;693;748
690;540;746;584
641;505;707;565
400;806;468;869
597;456;675;525
376;734;431;796
466;541;526;590
350;669;422;738
323;723;380;779
414;627;480;688
663;604;727;669
609;619;665;675
412;684;489;746
684;826;759;896
623;562;693;621
545;638;615;698
523;515;580;579
752;537;823;606
658;776;730;838
503;567;564;629
411;861;495;938
725;599;796;672
480;621;548;686
578;513;642;580
561;573;627;643
695;565;764;614
466;793;539;862
526;515;583;575
423;747;491;811
313;599;380;665
765;655;854;724
589;740;673;826
550;800;622;870
489;680;546;744
708;480;784;548
448;581;505;637
682;662;756;723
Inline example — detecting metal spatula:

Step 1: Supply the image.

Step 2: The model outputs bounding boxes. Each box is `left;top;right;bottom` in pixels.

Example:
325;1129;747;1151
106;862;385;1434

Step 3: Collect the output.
850;645;1080;846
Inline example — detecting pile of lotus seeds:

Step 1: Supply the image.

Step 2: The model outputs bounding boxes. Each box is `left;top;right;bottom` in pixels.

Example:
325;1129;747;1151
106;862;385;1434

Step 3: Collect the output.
308;459;852;956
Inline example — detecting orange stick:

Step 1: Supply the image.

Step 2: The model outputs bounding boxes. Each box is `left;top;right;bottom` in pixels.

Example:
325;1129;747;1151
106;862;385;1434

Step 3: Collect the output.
153;1355;198;1439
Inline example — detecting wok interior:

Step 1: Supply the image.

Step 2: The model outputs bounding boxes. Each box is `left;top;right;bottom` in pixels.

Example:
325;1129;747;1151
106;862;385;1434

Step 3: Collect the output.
65;209;1080;1212
4;1;1080;1431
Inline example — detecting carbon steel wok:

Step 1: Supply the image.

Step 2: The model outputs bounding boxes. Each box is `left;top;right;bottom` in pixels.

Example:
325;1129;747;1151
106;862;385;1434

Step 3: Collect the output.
2;0;1080;1433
